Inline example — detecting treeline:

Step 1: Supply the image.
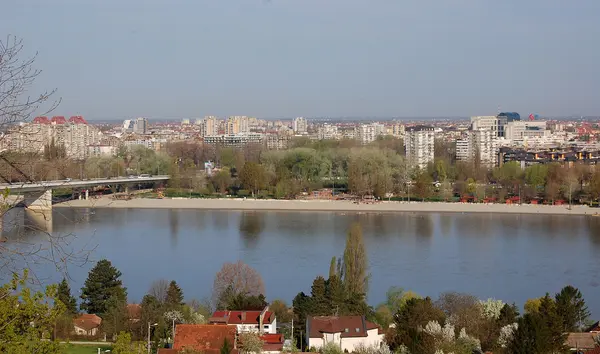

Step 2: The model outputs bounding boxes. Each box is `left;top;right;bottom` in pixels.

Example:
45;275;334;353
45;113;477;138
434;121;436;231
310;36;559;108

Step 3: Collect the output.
2;137;600;204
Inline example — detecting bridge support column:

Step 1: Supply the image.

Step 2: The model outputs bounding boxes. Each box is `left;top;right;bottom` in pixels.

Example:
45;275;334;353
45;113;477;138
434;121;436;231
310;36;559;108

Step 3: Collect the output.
85;189;89;200
23;190;53;211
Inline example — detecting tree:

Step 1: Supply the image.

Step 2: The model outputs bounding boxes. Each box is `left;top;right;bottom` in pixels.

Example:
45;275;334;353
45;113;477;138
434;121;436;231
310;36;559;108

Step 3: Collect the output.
270;299;293;324
149;279;170;303
57;277;78;315
321;342;343;354
555;285;590;332
341;223;369;296
102;296;129;339
221;338;233;354
387;297;444;354
0;270;64;353
212;168;233;193
310;276;329;315
239;332;264;354
212;261;265;308
80;259;127;315
239;162;267;197
112;331;145;354
165;280;185;310
413;170;433;200
524;297;542;314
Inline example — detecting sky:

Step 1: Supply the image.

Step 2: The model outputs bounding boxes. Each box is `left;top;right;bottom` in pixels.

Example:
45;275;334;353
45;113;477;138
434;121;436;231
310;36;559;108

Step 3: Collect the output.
2;0;600;120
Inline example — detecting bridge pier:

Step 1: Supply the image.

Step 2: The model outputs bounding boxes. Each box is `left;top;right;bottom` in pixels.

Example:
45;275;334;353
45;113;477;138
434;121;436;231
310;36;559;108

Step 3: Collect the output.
23;190;53;211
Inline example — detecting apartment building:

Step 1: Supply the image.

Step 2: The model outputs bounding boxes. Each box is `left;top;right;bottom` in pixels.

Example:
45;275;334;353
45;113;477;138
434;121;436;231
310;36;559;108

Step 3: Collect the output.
266;134;291;150
293;117;308;135
227;116;250;135
456;129;499;166
201;116;219;137
133;117;148;135
8;116;101;159
504;121;550;143
317;124;339;140
203;133;263;148
357;123;384;145
405;125;435;169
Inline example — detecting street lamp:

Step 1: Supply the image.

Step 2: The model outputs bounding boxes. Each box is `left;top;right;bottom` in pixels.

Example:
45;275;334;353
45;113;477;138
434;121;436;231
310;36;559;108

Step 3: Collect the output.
147;322;158;354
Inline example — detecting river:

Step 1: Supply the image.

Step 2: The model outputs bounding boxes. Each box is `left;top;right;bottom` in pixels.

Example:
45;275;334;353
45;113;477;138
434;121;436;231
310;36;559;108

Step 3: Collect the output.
4;208;600;317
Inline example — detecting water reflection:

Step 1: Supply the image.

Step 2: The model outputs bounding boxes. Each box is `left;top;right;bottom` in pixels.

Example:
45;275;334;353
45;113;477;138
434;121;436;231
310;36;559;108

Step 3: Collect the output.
169;209;179;247
239;212;265;248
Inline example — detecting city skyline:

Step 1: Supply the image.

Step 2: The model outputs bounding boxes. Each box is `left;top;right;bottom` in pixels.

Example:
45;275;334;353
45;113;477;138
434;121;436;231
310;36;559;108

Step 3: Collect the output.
2;1;600;120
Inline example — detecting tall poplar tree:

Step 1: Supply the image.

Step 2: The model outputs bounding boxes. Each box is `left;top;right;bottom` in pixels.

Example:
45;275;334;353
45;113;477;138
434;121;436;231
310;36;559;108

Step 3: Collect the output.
80;259;127;315
342;223;369;296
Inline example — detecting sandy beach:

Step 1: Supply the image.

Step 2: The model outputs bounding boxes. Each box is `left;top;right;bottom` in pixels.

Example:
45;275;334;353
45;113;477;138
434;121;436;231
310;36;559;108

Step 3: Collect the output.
55;197;600;216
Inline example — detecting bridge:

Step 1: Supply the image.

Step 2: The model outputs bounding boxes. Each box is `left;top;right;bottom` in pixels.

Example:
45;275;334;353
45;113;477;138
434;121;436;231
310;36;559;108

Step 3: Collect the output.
0;175;170;211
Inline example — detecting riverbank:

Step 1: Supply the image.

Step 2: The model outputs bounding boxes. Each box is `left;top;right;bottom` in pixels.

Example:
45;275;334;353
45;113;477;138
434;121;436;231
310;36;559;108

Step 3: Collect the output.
55;197;600;216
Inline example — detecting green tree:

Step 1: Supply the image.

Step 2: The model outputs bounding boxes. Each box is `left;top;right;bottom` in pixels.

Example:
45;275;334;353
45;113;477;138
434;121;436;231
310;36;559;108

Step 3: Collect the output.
240;162;267;197
102;296;129;339
57;277;78;315
112;331;145;354
80;259;127;315
0;271;64;354
413;170;433;200
310;276;329;315
525;164;548;192
165;280;185;310
212;168;232;193
387;297;444;354
221;338;233;354
524;297;542;314
239;331;264;354
555;285;590;332
341;223;369;296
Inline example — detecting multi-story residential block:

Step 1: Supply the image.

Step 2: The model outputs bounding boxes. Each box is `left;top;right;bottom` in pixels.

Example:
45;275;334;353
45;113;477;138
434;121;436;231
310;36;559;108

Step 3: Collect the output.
357;123;384;145
266;134;291;150
88;145;117;157
201;116;219;137
203;133;263;148
226;116;249;135
293;117;308;135
456;129;499;166
392;123;405;137
8;116;101;159
317;124;339;140
405;125;435;169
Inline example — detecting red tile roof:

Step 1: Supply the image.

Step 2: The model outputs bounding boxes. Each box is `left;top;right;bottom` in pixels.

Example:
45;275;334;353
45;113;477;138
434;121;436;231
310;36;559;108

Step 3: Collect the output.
209;310;275;325
307;316;383;339
566;332;598;350
33;116;50;124
69;115;88;124
261;333;284;352
174;324;237;354
51;116;66;124
157;349;179;354
73;314;102;331
585;348;600;354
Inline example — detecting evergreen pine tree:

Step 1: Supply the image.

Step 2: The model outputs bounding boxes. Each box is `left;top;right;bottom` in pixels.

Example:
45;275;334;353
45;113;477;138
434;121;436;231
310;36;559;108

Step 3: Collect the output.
165;280;184;310
310;276;328;315
555;285;590;332
80;259;127;315
57;278;78;315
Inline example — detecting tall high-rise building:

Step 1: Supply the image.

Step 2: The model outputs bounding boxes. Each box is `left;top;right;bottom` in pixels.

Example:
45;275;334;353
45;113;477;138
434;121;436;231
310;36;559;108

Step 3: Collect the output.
226;116;249;135
133;117;148;135
201;116;219;137
405;125;435;169
357;123;384;145
293;117;307;134
456;129;498;166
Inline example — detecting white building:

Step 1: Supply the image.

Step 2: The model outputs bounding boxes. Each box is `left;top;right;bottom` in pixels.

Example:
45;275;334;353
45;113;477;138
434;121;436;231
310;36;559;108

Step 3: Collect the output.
209;308;276;334
357;123;384;145
133;117;148;135
306;316;384;353
471;116;499;133
227;116;250;135
203;133;263;148
317;124;339;140
405;125;435;169
293;117;308;135
456;129;499;166
504;120;550;143
266;134;291;150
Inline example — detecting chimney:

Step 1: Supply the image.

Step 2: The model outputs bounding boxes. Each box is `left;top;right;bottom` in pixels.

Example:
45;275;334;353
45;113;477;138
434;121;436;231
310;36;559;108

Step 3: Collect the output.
241;312;246;321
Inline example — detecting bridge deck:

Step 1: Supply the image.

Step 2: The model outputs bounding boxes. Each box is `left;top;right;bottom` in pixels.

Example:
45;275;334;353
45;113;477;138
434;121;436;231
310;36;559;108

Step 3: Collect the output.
0;176;170;193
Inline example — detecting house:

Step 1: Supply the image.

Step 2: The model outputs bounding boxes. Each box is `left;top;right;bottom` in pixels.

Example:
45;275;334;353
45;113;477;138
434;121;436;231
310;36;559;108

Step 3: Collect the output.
73;314;102;336
260;333;285;353
127;303;142;323
584;348;600;354
587;321;600;333
209;307;276;334
306;316;384;352
565;332;599;352
172;324;238;354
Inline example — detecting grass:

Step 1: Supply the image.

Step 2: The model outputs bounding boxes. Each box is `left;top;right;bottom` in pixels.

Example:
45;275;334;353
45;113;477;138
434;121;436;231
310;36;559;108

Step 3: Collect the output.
62;343;113;354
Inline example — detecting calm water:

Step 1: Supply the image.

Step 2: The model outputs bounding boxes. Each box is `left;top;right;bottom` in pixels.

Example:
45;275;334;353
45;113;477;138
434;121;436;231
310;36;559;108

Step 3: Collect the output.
5;208;600;317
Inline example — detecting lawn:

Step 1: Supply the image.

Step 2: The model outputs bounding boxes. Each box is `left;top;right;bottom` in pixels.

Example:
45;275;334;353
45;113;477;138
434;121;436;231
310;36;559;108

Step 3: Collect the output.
62;343;113;354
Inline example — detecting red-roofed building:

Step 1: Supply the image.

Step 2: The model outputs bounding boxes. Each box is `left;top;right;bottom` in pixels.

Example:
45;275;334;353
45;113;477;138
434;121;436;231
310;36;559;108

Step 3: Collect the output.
173;324;238;354
51;116;66;124
73;314;102;336
69;115;88;124
33;116;50;124
306;316;384;352
260;333;285;353
127;303;141;322
209;307;276;334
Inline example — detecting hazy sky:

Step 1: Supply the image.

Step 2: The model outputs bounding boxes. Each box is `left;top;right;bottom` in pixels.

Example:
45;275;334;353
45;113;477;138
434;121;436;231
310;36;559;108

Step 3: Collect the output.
2;1;599;120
